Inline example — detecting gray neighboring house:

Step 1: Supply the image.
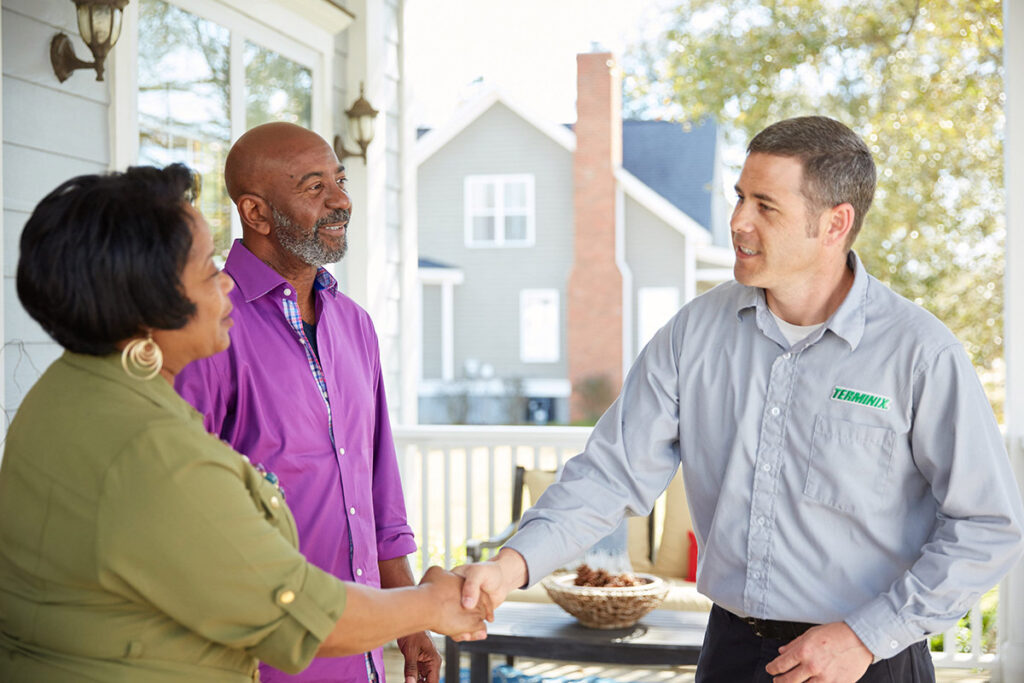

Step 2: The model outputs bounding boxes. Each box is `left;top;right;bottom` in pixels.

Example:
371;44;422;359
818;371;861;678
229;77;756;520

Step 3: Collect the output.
415;56;734;425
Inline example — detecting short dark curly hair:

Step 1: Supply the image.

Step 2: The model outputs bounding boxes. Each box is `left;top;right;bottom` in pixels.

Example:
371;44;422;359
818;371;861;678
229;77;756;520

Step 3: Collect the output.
17;164;199;355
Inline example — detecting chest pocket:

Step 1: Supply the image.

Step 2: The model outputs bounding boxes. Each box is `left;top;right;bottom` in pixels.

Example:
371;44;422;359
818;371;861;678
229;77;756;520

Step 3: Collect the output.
804;415;895;513
241;461;298;545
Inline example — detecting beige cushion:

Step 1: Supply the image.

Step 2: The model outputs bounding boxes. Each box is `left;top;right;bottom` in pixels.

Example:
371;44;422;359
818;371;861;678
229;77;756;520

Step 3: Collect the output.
519;467;694;578
651;469;693;580
627;516;653;572
522;469;556;507
512;466;708;613
659;577;713;612
523;469;651;569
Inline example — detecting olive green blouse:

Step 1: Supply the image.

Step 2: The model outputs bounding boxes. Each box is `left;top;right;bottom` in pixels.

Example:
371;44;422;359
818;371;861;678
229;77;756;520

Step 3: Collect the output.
0;352;347;682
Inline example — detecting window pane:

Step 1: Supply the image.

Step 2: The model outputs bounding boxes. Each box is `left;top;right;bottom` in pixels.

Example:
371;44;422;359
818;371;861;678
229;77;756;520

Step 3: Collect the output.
245;41;312;128
504;215;528;242
504;180;527;209
468;181;495;210
472;216;495;242
138;0;232;260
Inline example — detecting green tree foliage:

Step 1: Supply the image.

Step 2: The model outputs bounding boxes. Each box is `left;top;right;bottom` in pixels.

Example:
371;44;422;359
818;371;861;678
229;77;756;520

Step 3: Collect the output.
625;0;1005;408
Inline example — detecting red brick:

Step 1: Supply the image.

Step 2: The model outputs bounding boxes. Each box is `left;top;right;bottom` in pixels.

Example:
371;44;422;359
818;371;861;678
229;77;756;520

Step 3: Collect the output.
568;53;623;422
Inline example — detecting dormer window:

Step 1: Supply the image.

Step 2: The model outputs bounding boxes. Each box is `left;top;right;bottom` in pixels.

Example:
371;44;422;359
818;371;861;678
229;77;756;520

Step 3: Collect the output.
464;174;535;247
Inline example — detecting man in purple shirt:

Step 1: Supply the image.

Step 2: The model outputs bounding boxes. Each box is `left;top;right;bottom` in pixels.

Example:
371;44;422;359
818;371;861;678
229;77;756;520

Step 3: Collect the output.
176;122;438;683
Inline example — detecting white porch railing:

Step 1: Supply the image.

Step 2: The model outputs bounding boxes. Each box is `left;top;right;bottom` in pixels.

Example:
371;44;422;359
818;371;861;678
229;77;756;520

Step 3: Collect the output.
392;424;999;672
393;424;590;571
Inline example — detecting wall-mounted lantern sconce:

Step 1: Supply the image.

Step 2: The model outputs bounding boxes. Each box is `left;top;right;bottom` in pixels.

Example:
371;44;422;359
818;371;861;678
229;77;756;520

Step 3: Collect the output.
51;0;130;82
333;83;379;164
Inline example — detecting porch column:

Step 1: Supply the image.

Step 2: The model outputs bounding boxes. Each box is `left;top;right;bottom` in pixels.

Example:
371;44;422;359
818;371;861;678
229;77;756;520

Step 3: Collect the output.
440;281;455;381
1000;1;1024;681
342;0;388;318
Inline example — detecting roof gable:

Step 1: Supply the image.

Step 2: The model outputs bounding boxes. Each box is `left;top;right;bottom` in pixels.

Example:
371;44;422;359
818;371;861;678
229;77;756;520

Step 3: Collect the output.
415;86;575;166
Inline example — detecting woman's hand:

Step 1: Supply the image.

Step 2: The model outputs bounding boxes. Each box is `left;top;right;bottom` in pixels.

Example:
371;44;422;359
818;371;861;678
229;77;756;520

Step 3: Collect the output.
418;566;492;641
452;547;528;613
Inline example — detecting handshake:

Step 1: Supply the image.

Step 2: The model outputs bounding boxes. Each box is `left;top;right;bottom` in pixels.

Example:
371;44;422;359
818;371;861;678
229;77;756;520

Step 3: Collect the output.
423;548;528;641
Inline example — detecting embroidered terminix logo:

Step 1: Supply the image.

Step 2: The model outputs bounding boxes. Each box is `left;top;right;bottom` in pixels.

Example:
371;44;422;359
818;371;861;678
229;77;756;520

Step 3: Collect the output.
831;386;891;411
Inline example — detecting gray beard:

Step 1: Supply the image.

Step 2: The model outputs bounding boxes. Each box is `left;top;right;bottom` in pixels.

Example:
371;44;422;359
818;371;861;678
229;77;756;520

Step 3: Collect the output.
272;206;349;267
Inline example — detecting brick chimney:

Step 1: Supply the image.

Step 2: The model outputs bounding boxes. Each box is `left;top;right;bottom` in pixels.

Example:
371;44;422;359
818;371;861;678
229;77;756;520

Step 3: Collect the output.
567;52;623;422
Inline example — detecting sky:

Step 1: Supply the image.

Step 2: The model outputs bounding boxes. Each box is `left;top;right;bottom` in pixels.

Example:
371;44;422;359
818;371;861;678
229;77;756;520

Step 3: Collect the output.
405;0;668;129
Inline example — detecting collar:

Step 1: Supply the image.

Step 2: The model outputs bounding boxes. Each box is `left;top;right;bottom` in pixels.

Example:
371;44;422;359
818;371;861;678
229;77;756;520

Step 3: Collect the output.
60;350;198;419
735;251;869;351
225;240;339;304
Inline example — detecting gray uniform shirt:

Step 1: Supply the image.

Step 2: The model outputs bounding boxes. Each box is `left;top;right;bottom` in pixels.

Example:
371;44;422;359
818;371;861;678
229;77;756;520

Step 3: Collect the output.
507;252;1024;660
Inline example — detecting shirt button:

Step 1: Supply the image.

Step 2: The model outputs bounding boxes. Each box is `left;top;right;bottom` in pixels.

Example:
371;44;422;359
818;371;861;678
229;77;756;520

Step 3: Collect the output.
762;464;771;472
782;352;792;360
770;406;780;416
270;496;280;509
339;447;346;455
299;338;306;344
758;517;766;526
890;640;899;649
752;571;760;579
278;590;295;605
283;288;292;296
356;568;363;577
349;507;356;515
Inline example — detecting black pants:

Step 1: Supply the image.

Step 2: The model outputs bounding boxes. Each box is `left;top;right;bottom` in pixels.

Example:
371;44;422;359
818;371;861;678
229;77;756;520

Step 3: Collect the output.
695;605;936;682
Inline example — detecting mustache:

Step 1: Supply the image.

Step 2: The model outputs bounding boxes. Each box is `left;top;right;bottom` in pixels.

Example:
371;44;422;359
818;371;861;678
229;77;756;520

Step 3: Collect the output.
315;209;350;230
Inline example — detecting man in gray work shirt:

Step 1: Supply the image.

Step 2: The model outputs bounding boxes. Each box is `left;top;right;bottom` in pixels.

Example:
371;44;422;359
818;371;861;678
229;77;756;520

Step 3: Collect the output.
456;116;1024;683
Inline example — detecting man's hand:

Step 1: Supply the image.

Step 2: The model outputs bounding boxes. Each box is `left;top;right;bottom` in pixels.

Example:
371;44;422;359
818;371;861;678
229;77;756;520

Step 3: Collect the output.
452;547;528;615
396;630;441;683
418;566;492;641
765;621;873;683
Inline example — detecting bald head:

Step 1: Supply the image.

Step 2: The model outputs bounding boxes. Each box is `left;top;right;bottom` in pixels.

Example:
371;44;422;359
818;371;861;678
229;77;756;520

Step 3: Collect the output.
225;122;351;273
224;122;337;202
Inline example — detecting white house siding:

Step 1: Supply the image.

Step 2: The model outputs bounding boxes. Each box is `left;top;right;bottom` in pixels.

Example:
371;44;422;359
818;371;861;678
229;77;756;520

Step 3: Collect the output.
2;0;108;422
418;102;574;422
622;194;692;359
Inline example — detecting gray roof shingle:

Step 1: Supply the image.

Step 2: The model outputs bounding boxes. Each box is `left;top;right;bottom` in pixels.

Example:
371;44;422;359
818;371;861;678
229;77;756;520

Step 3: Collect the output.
622;119;717;232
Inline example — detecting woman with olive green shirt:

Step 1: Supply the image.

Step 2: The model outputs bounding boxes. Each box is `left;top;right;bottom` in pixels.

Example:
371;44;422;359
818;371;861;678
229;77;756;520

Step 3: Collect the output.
0;165;488;682
0;351;347;681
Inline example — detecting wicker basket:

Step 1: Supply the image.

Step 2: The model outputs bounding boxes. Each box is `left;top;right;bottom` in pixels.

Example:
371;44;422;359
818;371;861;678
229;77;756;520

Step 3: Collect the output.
541;572;669;629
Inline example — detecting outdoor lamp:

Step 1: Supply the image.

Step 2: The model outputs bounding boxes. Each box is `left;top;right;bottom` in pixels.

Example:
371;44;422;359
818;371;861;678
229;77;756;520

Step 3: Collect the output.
333;83;379;164
51;0;130;83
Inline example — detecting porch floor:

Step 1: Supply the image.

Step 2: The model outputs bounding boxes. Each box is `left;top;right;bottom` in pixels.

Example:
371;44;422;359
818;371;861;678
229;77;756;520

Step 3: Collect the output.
382;644;992;682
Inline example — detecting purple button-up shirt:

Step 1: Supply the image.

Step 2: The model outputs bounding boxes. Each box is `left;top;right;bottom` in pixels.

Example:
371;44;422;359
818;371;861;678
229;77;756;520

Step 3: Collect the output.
176;241;417;683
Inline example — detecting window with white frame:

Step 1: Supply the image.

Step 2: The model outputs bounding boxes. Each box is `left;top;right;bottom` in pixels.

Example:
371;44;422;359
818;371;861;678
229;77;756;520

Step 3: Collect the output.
638;287;680;351
520;289;559;363
464;175;535;247
137;0;320;261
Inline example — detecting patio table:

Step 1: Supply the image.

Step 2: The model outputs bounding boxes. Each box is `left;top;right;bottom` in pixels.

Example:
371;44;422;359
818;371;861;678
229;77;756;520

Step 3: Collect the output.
444;602;709;683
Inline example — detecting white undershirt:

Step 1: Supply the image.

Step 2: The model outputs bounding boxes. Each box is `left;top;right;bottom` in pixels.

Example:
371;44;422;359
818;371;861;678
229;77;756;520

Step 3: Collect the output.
769;309;824;347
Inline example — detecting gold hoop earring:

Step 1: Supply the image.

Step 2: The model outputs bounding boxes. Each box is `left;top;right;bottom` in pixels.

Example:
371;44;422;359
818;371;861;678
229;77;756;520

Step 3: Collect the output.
121;333;163;381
